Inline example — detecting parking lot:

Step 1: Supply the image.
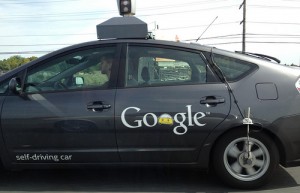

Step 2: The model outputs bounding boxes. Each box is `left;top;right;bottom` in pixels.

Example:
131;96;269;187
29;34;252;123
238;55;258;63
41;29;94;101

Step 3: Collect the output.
0;165;299;193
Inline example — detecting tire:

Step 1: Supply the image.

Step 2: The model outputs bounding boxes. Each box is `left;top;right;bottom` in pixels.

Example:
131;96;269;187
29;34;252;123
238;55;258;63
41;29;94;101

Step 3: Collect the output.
212;129;279;189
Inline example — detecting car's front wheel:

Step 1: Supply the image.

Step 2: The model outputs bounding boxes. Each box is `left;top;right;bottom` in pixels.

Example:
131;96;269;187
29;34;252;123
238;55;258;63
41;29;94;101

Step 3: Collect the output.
213;129;279;189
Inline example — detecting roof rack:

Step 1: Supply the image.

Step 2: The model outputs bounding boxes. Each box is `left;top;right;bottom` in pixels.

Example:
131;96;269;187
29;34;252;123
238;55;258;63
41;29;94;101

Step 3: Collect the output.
235;51;281;64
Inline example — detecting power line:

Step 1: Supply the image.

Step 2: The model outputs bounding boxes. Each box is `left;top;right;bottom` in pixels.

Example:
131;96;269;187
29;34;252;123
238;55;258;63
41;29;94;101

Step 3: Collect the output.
1;0;83;4
1;10;116;19
206;41;300;45
159;22;239;30
185;33;300;41
2;4;299;24
1;32;299;40
0;33;238;39
2;3;298;20
1;2;299;23
0;5;240;23
1;1;232;19
2;0;226;6
249;5;300;9
247;33;300;37
138;0;231;11
0;33;94;38
248;21;300;25
0;44;72;47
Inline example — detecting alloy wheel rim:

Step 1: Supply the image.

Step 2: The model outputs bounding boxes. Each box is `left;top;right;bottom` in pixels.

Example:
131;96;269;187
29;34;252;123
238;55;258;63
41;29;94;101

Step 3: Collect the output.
223;137;270;181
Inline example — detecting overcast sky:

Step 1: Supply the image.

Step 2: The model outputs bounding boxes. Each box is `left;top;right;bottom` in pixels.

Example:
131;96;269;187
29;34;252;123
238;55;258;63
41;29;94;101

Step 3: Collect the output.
0;0;299;65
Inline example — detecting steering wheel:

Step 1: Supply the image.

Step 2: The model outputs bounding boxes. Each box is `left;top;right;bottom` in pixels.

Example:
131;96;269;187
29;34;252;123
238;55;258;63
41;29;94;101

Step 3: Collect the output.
25;83;42;92
53;82;68;90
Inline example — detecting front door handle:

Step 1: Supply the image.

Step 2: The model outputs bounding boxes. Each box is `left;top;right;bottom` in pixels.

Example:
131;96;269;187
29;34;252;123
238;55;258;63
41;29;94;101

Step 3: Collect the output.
87;101;111;112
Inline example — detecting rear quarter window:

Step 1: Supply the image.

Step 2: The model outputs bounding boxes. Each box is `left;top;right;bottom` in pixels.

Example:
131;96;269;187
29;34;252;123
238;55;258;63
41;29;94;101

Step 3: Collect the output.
214;54;257;81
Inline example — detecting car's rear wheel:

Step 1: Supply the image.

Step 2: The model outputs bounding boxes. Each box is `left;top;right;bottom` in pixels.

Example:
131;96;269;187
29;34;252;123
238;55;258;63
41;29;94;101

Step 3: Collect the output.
213;129;279;189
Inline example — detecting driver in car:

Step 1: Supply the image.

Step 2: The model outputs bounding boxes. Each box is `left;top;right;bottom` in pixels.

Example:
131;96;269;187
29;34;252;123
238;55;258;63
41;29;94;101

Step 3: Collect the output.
100;54;113;79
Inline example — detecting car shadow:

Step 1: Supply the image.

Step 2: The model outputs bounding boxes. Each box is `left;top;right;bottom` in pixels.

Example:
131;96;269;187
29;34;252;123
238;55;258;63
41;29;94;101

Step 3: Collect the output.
0;166;297;192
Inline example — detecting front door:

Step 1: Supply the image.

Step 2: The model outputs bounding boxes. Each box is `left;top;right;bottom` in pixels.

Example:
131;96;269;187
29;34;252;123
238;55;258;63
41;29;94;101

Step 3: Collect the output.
1;45;121;164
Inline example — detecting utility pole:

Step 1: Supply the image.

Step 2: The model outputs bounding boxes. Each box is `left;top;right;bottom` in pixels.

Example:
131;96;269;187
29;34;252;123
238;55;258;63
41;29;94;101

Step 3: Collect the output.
240;0;246;53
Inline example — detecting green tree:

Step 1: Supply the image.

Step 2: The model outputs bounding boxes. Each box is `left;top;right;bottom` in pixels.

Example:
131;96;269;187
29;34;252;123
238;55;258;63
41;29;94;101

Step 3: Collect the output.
0;55;37;72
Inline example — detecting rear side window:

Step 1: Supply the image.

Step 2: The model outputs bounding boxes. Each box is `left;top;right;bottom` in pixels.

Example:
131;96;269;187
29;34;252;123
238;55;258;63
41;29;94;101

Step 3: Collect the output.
125;46;207;87
214;54;257;81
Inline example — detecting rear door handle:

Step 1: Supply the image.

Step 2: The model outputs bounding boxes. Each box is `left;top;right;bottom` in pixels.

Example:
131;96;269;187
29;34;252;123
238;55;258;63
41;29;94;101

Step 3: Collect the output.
200;96;225;106
87;101;111;112
200;98;225;104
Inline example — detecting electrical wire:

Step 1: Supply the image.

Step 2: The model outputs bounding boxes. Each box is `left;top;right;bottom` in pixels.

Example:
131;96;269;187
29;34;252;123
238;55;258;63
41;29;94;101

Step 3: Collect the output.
0;0;82;4
249;5;300;9
0;33;94;37
1;1;299;56
1;1;231;19
248;21;300;25
205;41;300;45
158;22;240;30
0;6;239;23
1;33;299;39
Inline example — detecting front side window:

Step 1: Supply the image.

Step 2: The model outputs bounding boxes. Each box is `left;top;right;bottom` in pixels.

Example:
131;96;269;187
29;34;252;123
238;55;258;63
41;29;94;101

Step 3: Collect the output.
125;46;207;87
24;46;117;93
214;54;257;81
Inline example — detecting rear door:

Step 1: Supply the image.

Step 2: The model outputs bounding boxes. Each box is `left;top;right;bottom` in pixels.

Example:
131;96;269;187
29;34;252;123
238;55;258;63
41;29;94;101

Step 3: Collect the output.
115;44;231;163
1;44;121;164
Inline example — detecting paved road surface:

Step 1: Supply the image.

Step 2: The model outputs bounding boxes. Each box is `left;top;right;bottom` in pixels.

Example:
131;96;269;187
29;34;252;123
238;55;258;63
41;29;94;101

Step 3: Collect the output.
0;165;299;193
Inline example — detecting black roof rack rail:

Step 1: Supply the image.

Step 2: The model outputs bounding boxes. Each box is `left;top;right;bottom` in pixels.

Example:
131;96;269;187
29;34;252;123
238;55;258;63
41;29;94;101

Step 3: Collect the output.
235;51;281;64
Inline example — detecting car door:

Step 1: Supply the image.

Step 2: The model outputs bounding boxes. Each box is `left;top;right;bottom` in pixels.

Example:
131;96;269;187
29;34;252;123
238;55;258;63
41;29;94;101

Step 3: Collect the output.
1;44;121;164
115;44;231;163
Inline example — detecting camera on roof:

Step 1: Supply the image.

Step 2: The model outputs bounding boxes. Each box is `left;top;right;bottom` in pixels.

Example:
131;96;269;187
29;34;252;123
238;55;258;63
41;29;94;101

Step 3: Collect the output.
117;0;136;16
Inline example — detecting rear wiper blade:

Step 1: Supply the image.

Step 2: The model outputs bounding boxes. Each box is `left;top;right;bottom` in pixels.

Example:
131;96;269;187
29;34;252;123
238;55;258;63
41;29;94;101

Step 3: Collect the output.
235;51;281;64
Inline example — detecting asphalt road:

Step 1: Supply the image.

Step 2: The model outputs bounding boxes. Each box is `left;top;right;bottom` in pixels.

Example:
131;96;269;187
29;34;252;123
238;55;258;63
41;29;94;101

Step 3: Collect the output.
0;165;299;193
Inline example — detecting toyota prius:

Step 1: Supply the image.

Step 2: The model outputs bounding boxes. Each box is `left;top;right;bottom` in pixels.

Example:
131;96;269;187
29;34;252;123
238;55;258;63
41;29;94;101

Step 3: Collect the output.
0;21;300;189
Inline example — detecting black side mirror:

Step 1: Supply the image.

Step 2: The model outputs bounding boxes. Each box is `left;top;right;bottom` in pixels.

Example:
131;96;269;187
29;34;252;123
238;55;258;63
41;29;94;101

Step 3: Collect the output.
8;77;21;94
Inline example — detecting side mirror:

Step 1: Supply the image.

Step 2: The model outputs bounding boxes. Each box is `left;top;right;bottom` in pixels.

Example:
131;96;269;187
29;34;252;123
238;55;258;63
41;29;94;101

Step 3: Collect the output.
8;77;20;94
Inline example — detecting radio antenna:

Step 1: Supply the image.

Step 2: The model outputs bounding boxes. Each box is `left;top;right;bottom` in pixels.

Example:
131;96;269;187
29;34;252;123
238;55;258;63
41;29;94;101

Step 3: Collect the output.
196;16;218;42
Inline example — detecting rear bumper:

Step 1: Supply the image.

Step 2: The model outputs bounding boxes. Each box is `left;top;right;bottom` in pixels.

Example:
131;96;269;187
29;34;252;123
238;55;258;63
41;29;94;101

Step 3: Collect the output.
270;114;300;168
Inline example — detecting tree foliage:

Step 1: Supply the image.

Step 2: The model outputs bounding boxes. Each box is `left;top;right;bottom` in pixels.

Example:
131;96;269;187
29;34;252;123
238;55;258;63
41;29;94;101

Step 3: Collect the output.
0;55;38;72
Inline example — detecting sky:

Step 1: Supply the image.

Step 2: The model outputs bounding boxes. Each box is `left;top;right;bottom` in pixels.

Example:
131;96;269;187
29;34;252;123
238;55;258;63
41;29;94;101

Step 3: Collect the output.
0;0;299;65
